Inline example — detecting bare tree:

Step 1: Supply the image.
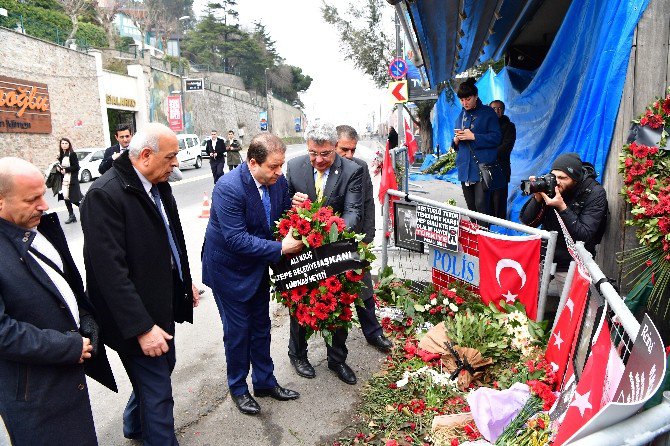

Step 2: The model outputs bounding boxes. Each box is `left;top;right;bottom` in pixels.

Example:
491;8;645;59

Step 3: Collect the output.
92;0;121;48
56;0;90;41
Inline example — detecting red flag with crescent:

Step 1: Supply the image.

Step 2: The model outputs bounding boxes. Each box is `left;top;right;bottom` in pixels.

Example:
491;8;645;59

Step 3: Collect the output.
544;267;591;389
476;232;541;319
404;117;419;164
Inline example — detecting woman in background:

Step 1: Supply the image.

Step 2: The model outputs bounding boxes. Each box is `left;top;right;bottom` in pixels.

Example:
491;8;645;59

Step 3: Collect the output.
58;137;83;224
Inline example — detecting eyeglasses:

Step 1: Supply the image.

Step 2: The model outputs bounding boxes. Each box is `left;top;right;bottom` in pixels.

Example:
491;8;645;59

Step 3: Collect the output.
308;150;334;158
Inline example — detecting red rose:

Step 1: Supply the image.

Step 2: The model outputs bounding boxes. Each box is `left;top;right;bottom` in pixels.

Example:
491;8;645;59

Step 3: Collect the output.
455;297;464;305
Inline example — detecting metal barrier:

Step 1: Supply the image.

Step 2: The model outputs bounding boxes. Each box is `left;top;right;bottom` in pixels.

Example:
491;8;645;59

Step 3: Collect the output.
380;188;558;322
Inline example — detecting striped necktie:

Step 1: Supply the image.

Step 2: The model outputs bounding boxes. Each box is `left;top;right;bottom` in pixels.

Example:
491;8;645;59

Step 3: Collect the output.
315;171;324;201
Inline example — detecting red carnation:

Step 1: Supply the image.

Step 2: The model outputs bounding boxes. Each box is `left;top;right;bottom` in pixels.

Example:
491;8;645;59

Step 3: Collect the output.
306;232;324;247
314;207;333;222
340;292;356;305
345;270;364;282
295;218;312;236
339;306;353;321
324;276;342;293
277;218;292;237
326;216;346;232
300;199;312;209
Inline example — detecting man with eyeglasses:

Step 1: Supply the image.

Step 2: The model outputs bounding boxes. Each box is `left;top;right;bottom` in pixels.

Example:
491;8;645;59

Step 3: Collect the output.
285;121;363;385
335;125;393;353
489;100;517;219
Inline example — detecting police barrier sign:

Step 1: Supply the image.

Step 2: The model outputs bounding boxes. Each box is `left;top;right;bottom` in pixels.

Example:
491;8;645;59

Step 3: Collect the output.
429;246;479;286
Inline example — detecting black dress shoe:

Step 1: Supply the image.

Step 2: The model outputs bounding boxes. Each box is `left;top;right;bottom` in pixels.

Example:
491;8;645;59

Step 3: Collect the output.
231;392;260;415
368;334;393;352
290;357;316;379
254;385;300;401
328;362;357;385
64;215;77;224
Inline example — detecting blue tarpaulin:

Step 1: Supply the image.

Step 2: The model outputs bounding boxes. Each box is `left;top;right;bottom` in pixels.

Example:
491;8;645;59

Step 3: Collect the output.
429;0;650;222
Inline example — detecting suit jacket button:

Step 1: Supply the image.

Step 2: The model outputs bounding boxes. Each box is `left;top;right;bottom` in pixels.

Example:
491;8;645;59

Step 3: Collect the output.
78;383;86;390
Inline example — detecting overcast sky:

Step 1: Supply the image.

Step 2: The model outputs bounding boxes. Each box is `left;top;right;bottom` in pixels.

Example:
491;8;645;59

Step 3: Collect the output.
193;0;393;133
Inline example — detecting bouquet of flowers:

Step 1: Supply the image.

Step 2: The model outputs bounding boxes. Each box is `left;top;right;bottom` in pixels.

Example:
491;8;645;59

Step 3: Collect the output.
273;199;375;345
618;87;670;318
370;150;384;176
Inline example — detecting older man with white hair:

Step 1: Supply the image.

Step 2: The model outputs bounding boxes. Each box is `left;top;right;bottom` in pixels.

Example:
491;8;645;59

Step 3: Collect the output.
81;123;199;445
0;157;116;445
285;121;363;385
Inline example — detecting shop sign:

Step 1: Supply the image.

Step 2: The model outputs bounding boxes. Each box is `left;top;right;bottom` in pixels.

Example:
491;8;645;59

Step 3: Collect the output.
106;95;136;108
0;75;52;134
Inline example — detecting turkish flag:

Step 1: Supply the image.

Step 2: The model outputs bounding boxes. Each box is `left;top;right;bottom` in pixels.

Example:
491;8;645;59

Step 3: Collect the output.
404;117;419;164
476;232;541;319
554;320;611;445
544;268;591;388
378;140;398;205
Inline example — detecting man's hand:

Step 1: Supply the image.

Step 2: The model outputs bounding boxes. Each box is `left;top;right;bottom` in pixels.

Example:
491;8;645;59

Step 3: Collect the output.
540;186;567;211
112;152;121;160
137;325;173;357
292;192;309;207
192;283;200;308
281;228;304;255
79;337;93;363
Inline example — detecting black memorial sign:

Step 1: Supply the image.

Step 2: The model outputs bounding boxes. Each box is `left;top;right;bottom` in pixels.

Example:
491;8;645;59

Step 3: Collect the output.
272;240;367;291
415;204;460;251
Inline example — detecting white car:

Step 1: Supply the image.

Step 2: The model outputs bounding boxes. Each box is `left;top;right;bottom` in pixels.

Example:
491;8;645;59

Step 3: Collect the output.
176;134;203;170
75;148;105;183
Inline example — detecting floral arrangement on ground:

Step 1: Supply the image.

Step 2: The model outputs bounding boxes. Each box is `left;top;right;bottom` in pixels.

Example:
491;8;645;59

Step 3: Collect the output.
619;86;670;317
422;149;457;176
328;267;556;446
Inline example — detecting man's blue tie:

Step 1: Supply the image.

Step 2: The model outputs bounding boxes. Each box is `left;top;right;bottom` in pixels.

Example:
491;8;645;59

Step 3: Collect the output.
150;185;183;280
260;185;271;227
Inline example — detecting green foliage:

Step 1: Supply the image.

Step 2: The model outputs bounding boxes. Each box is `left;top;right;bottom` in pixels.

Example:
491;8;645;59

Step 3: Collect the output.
116;35;136;51
445;309;510;362
0;0;107;47
422;150;456;175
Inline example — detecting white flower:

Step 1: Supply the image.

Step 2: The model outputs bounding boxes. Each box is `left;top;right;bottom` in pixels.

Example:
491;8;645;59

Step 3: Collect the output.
430;298;437;305
443;298;449;306
449;303;459;312
424;304;431;311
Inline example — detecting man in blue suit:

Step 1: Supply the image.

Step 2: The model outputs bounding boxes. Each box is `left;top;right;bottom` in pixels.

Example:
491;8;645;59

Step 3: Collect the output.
202;132;303;415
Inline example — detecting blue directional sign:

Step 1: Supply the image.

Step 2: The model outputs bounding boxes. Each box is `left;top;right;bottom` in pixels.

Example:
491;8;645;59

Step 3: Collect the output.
388;58;408;80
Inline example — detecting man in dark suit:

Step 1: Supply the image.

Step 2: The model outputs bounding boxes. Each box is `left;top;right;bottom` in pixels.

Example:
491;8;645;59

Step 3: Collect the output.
489;100;516;219
335;125;393;353
205;129;226;184
81;123;199;445
99;123;133;175
286;121;363;385
202;133;303;415
0;157;116;446
225;129;243;172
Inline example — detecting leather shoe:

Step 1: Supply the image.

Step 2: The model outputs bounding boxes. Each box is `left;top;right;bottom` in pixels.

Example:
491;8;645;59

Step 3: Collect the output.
254;385;300;401
231;392;260;415
328;362;357;385
64;215;77;224
368;334;393;352
290;357;315;379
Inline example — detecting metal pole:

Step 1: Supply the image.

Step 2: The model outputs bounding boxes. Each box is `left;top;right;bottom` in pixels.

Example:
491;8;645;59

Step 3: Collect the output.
381;193;390;272
395;11;404;189
536;230;558;322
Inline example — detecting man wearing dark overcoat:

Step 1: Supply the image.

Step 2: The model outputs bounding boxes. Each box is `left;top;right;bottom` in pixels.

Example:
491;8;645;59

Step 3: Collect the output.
286;121;363;385
202;133;303;415
205;129;226;184
335;125;393;353
0;157;116;446
99;124;133;175
81;123;199;446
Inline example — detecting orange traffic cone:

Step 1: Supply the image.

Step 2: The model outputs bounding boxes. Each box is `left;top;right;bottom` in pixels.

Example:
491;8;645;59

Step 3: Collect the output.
199;192;211;218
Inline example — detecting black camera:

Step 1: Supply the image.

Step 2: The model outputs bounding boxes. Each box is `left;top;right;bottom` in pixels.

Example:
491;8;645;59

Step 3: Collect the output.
520;173;557;197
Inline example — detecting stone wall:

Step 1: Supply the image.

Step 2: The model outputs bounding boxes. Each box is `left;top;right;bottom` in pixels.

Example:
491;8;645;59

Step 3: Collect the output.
268;94;306;140
0;28;106;170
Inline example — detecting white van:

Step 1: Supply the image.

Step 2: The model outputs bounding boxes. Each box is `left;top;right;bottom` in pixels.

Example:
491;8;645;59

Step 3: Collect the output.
176;134;203;170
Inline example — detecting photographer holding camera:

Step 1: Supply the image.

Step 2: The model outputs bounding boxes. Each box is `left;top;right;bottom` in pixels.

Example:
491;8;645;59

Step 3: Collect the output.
520;153;608;293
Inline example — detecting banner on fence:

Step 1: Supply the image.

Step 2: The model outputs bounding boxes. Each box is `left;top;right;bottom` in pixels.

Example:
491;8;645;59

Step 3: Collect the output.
415;204;460;251
430;246;479;286
272;240;366;291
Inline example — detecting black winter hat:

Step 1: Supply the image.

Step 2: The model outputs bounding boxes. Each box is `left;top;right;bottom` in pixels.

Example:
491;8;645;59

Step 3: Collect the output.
551;152;583;182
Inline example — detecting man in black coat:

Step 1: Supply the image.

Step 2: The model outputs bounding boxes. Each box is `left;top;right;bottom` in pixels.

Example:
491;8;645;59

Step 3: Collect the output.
520;153;608;294
335;125;393;353
99;123;133;175
0;157;116;446
81;123;199;446
286;121;363;385
205;129;226;184
489;100;517;219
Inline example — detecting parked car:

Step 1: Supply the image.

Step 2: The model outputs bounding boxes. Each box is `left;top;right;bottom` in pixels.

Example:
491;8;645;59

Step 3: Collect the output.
75;148;105;183
200;137;210;159
176;134;203;170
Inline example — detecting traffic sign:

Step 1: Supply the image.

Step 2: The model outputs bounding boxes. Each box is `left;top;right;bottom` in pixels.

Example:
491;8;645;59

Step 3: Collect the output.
388;80;408;103
388;58;408;80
